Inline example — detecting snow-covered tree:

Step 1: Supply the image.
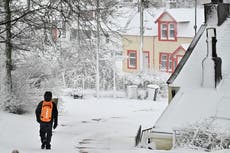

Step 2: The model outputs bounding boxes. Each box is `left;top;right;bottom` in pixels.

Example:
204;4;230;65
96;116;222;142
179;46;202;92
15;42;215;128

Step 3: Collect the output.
0;0;120;113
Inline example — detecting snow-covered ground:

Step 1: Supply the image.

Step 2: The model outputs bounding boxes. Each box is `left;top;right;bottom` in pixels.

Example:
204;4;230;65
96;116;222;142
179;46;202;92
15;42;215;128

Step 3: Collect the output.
0;95;229;153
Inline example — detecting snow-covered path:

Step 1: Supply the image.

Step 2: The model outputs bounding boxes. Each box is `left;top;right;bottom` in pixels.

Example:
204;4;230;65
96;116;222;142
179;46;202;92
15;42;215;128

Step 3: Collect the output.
55;96;168;153
0;96;168;153
1;96;230;153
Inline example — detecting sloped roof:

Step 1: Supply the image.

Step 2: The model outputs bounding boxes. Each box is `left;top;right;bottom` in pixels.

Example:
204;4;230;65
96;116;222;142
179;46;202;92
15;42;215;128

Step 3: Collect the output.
122;8;204;38
154;18;230;132
171;43;190;56
167;24;207;84
166;8;204;37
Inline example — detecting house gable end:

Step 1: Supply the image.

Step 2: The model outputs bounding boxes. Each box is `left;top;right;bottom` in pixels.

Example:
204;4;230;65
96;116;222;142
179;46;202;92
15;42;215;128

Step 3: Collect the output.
155;12;176;23
172;45;186;57
156;12;178;41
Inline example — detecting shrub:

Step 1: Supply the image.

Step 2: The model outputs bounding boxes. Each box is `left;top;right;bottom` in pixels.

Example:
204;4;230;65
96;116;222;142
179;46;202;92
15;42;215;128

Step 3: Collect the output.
174;118;230;152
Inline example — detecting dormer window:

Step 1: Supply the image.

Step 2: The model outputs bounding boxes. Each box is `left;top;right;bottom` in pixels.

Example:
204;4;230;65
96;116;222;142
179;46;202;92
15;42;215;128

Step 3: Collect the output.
169;23;175;39
161;24;167;40
159;22;176;41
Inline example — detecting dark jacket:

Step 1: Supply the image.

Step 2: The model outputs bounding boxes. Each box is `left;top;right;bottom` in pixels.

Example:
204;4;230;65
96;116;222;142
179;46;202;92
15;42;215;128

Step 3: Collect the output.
35;101;58;125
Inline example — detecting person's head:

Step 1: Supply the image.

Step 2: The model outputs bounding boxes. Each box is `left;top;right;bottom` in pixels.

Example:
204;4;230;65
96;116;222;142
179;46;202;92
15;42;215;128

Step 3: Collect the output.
44;91;52;101
12;150;19;153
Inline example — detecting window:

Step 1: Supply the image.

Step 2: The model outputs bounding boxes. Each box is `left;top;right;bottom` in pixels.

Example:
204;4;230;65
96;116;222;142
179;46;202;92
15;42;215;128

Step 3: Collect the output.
169;24;175;39
160;52;184;73
161;24;167;40
168;56;173;72
160;53;168;71
159;53;175;72
159;22;176;41
127;50;137;69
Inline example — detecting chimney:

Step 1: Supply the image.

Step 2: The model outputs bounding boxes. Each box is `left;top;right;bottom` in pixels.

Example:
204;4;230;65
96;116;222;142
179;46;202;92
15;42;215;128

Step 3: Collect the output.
202;28;222;88
165;0;176;9
204;0;229;26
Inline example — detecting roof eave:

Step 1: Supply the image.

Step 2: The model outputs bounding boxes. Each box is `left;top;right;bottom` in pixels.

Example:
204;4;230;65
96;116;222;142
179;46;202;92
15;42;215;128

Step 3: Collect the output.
167;24;207;85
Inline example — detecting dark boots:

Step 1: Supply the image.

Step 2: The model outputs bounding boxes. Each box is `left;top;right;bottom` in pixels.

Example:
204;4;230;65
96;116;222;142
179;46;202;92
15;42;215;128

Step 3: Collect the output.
41;139;51;149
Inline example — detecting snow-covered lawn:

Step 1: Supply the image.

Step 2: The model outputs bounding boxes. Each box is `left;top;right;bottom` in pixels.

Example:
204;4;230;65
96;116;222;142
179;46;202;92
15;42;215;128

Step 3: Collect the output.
0;96;229;153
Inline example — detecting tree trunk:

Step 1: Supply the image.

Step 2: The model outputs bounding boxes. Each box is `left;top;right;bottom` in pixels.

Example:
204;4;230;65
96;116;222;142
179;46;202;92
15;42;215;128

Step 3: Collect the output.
2;0;13;104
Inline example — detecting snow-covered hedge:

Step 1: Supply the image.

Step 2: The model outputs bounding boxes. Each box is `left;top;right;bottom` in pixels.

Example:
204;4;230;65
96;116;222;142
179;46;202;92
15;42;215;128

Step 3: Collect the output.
174;119;230;152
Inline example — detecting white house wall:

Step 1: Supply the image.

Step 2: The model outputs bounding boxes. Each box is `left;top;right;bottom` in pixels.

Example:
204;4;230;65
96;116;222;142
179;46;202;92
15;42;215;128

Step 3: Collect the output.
153;18;230;133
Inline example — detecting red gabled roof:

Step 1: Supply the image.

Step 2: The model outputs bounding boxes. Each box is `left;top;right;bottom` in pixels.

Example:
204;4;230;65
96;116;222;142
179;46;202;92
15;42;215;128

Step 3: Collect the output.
171;45;186;56
155;11;176;23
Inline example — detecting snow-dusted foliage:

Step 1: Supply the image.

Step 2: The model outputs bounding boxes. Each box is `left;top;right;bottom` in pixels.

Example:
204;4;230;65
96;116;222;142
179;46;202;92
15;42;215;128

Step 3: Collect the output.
2;56;60;114
0;0;121;113
174;118;230;152
122;71;169;99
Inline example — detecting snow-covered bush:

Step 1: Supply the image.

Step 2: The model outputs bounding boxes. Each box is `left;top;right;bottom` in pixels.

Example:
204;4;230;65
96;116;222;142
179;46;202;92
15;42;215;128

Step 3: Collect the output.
174;118;230;152
2;56;61;114
122;71;169;99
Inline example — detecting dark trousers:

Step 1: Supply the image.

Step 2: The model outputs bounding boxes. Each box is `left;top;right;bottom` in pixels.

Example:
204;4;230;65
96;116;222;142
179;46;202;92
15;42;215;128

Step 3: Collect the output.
40;122;52;147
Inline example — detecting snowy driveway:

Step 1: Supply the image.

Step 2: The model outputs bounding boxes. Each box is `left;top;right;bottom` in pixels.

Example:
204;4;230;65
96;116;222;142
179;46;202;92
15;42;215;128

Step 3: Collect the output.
1;96;228;153
55;96;168;153
0;96;168;153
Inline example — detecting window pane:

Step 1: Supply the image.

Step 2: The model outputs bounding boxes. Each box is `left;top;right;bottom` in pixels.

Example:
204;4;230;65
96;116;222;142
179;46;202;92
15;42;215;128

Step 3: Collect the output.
169;24;175;39
169;57;173;71
128;52;136;68
170;24;174;29
170;30;175;38
162;55;167;60
162;30;167;38
160;54;167;70
161;61;166;69
130;52;135;58
130;58;136;67
161;24;167;39
169;60;172;69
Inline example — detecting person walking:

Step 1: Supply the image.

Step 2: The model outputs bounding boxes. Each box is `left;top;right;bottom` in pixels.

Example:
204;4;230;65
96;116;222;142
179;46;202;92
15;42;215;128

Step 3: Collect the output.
35;91;58;149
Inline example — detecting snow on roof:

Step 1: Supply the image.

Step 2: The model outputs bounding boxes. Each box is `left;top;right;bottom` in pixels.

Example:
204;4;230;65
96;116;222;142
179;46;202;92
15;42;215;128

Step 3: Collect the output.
122;7;204;38
122;8;158;36
172;8;204;37
166;9;199;23
153;18;230;132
